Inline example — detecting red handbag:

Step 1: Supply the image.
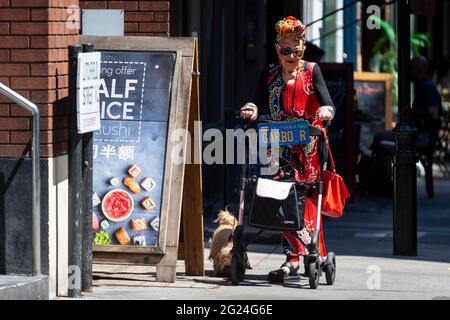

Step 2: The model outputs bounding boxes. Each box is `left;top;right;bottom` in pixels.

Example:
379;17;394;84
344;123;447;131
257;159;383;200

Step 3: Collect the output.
321;130;350;218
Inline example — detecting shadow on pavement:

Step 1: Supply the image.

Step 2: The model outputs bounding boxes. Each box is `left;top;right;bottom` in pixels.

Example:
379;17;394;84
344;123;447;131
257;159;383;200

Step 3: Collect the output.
204;173;450;265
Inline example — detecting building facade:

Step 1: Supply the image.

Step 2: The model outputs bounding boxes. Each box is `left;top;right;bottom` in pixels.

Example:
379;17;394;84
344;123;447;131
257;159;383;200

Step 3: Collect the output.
0;0;176;298
0;0;449;298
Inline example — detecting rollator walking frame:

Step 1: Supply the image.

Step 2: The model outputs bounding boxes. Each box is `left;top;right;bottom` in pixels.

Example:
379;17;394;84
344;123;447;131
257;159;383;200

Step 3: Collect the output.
230;118;336;289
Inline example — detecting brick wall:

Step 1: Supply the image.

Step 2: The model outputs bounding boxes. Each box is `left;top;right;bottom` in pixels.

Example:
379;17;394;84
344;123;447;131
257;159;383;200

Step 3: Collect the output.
79;1;175;37
0;0;175;158
0;0;79;157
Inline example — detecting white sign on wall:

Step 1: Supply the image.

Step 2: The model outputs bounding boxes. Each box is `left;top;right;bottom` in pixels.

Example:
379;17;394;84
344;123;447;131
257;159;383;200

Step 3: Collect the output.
77;51;101;133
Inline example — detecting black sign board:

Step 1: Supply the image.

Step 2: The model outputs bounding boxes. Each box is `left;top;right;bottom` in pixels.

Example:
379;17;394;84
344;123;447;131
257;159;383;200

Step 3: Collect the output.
319;63;356;196
92;51;176;248
354;72;393;155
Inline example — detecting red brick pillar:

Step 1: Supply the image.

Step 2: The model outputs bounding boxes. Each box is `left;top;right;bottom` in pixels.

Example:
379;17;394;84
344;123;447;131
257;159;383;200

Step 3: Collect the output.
0;0;177;298
0;0;79;157
0;0;80;299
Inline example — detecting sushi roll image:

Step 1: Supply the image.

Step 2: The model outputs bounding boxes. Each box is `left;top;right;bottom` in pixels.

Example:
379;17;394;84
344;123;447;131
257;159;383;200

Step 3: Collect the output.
140;177;156;192
110;177;120;186
93;192;101;207
128;165;142;178
130;218;148;231
100;220;110;230
123;177;141;194
132;234;146;247
141;196;156;211
150;217;160;231
115;227;131;245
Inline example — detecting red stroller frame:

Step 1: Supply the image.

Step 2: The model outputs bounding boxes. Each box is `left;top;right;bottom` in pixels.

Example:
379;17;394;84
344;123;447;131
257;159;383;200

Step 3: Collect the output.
230;119;337;289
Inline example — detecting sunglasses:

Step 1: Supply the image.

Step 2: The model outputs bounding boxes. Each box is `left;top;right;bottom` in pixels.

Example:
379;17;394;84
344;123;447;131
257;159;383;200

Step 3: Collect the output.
277;45;303;57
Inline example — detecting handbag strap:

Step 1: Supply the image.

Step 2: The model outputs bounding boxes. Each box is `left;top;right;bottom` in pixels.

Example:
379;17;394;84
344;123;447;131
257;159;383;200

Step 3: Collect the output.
321;128;336;173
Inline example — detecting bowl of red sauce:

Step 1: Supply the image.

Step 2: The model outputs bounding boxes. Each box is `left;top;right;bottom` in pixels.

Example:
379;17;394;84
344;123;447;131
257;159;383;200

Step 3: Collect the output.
101;189;134;222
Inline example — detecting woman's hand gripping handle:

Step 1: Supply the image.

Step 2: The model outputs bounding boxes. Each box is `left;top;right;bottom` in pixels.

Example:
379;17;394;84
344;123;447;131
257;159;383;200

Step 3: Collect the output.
240;103;258;121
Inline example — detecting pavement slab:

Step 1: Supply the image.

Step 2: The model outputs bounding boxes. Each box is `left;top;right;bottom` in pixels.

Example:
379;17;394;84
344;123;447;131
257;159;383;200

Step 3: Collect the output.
58;172;450;300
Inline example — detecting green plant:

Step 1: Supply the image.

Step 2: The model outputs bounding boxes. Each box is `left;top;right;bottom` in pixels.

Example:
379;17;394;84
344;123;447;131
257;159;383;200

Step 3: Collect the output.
368;15;430;109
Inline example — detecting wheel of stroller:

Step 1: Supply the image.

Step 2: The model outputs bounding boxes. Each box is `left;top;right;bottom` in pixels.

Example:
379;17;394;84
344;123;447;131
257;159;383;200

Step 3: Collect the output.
307;260;320;289
231;254;245;285
324;252;336;285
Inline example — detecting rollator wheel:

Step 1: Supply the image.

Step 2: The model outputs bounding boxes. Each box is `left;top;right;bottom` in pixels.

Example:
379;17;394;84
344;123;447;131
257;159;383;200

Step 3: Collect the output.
308;260;320;289
324;253;336;285
230;254;245;285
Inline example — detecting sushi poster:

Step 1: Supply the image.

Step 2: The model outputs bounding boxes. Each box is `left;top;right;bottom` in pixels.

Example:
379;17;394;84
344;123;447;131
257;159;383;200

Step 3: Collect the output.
92;51;176;247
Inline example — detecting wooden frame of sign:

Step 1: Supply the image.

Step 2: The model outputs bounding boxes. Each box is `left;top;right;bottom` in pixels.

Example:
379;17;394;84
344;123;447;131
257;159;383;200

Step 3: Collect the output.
80;36;204;282
354;72;393;130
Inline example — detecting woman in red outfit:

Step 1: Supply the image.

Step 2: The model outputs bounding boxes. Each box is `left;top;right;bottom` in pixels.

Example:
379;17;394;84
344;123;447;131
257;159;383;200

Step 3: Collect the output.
240;16;335;282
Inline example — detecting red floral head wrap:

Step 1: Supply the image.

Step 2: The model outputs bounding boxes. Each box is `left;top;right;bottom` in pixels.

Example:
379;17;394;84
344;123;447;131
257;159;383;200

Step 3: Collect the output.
275;16;306;42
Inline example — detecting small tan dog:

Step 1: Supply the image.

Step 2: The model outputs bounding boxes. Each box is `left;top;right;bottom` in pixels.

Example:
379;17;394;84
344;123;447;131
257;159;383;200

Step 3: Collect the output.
209;209;237;276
